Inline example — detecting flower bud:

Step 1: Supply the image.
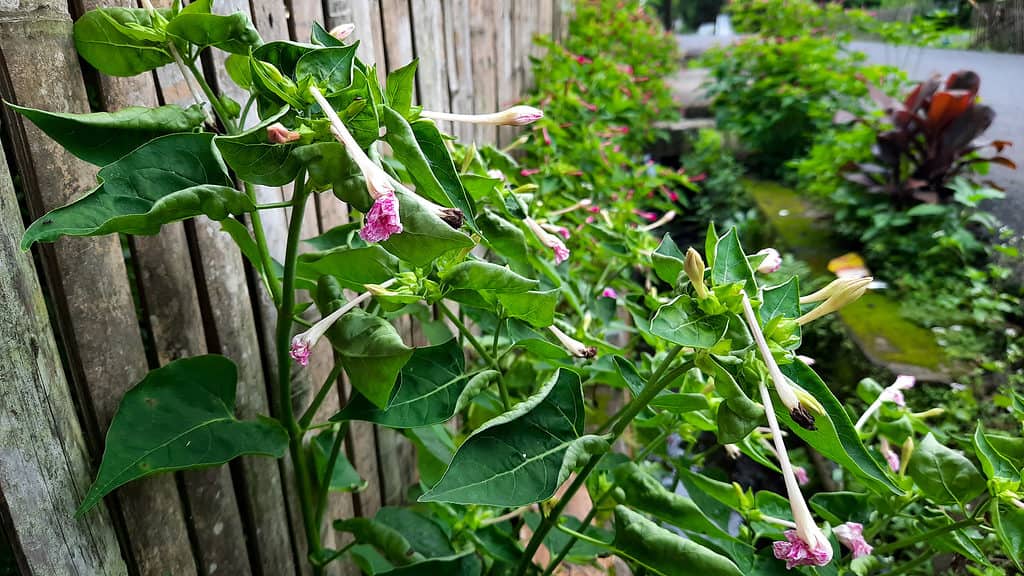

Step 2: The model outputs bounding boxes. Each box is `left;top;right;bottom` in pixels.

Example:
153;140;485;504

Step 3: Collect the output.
290;279;397;367
755;248;782;274
548;325;596;359
724;444;742;459
329;23;355;41
834;522;873;558
899;437;914;476
420;105;544;126
685;248;709;299
796;277;872;326
525;217;570;265
266;122;300;144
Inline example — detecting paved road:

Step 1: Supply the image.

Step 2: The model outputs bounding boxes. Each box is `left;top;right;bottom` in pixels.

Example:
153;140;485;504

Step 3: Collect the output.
678;35;1024;229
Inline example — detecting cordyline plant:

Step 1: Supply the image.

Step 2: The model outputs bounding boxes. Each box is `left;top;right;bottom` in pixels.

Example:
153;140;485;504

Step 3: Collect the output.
11;0;1024;575
839;69;1016;205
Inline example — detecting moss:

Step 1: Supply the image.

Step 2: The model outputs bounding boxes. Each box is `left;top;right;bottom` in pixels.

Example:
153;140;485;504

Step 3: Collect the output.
745;179;952;380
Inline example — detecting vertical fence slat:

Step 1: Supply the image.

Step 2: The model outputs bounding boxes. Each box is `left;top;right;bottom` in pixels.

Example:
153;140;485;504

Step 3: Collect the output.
379;0;415;72
0;137;127;576
0;3;201;575
469;0;498;146
496;0;516;145
443;0;475;142
410;0;451;133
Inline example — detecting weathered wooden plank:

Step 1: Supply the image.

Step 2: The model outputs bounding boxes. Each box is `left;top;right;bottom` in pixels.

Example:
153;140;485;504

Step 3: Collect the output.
379;0;415;73
0;127;127;576
290;0;325;43
495;0;516;146
514;0;539;95
442;0;474;142
468;0;497;145
0;3;200;575
555;0;572;42
410;0;450;133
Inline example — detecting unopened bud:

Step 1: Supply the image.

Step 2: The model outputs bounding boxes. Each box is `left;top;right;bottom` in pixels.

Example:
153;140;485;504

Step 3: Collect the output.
899;437;914;476
913;407;945;419
420;105;544;127
754;248;782;274
548;325;597;359
685;248;709;299
330;23;355;41
796;277;871;325
267;122;300;144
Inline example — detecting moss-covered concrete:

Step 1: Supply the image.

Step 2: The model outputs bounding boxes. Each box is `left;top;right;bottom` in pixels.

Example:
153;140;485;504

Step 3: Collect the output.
745;179;952;381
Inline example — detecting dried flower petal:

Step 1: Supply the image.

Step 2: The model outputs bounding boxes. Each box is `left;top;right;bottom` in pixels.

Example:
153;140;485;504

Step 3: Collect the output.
773;529;833;569
267;122;300;144
834;522;873;558
289;338;311;366
359;191;403;243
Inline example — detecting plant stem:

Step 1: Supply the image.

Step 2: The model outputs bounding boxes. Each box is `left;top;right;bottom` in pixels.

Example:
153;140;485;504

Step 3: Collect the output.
184;58;237;134
515;346;687;576
274;170;322;562
314;422;349;526
243;182;282;303
597;354;690;435
873;517;980;555
299;363;343;430
553;524;611;548
256;201;294;210
438;304;510;410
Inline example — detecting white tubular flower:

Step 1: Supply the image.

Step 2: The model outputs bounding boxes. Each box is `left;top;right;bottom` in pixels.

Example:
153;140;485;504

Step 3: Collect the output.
420;105;544;126
854;374;916;431
684;248;709;299
524;217;570;264
796;277;872;326
547;325;596;359
639;210;676;232
329;23;355;41
549;198;593;216
290;279;397;366
742;294;820;430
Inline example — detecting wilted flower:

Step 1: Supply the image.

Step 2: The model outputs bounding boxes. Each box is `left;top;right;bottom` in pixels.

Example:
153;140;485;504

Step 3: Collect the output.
329;23;355;41
266;122;300;144
755;248;782;274
548;325;596;358
834;522;873;558
525;217;570;264
420;105;544;126
854;374;916;431
290;279;397;366
602;287;618;299
359;191;403;243
724;444;742;459
773;529;834;570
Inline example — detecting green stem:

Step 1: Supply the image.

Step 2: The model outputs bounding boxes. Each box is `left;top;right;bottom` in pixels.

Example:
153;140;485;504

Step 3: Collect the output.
256;201;294;210
553;524;611;548
885;551;932;576
184;58;237;133
515;346;688;576
313;541;357;568
541;428;671;576
243;181;283;304
439;303;497;367
274;170;321;560
239;92;256;125
314;422;349;525
597;353;690;435
299;363;343;430
873;518;980;555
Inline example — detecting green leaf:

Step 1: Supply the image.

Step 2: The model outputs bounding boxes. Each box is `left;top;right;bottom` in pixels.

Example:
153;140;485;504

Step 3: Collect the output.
908;433;986;506
292;142;371;210
385;60;418;116
8;103;206;166
335;339;497;428
760;276;800;323
334;517;425;566
214;107;308;186
376;552;482;576
252;40;317;76
295;44;359;93
311;21;344;47
711;228;755;293
321;307;413;409
652;233;685;284
23;133;249;248
477;208;531;273
225;53;253;89
650;393;709;414
648;296;729;348
165;12;261;54
716;403;759;444
73;8;174;76
375;507;454;558
974;423;1021;493
378;188;475;267
496;289;558;328
218;218;260;272
296;245;399;291
777;360;902;495
992;501;1024;571
612;506;743;576
419;369;607;506
441;261;537;293
405;425;455;487
410;119;477;229
809;491;872;526
524;513;613;564
312;429;366;492
77;355;287;515
325;66;380;149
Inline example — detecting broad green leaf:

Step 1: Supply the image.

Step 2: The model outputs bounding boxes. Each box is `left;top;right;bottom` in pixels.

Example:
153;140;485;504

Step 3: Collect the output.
383;107;475;225
411;119;477;228
611;356;651;418
717;403;759;444
296;245;399;290
375;507;454;558
311;21;344;47
496;289;558;328
218;218;260;273
711;228;755;293
652;233;685;284
165;12;261;54
650;393;709;414
777;360;902;494
696;354;763;421
335;339;497;428
477;208;530;273
648;296;729;348
77;355;287;514
295;44;359;93
225;53;253;89
349;544;394;575
385;60;418;116
249;58;305;110
612;506;743;576
325;66;380;148
303;222;361;250
376;552;482;576
992;501;1024;571
760;276;800;322
420;369;607;506
405;425;455;487
379;188;475;267
252;40;317;77
321;307;413;409
334;517;425;566
441;261;537;293
8;103;206;166
214;107;307;186
73;8;174;76
505;318;566;359
974;423;1021;493
312;429;366;492
291;142;371;209
23;133;249;248
809;491;872;526
908;433;985;506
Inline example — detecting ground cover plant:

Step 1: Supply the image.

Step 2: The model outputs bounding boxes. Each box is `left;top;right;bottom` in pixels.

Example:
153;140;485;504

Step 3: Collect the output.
11;0;1024;575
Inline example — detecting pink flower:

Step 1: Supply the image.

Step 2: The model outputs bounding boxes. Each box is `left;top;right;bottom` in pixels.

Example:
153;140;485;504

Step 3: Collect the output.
267;122;300;144
580;99;597;112
888;389;906;407
524;217;570;265
634;209;658;222
794;466;809;486
520;168;541;177
542;126;552;146
773;529;834;569
554;226;570;239
552;243;570;265
289;339;311;366
602;287;618;299
756;248;783;274
881;438;900;472
359;191;403;243
834;522;873;558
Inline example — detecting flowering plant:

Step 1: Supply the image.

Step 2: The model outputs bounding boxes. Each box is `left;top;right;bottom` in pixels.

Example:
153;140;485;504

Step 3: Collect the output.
11;1;1024;575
